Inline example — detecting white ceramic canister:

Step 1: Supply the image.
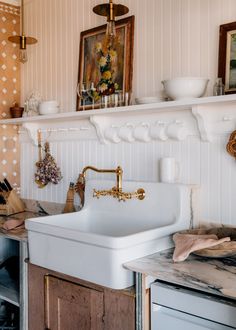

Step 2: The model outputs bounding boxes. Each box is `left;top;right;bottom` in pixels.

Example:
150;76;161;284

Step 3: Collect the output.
159;157;180;183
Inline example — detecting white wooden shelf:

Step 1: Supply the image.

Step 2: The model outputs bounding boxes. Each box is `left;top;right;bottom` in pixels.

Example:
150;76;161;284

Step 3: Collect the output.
0;268;19;307
1;94;236;125
3;94;236;144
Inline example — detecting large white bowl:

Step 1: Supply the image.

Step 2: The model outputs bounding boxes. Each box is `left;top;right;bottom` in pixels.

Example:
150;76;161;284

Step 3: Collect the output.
162;77;209;100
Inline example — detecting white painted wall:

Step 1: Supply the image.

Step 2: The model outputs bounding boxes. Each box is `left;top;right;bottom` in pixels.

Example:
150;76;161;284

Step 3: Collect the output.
22;0;236;111
20;0;236;226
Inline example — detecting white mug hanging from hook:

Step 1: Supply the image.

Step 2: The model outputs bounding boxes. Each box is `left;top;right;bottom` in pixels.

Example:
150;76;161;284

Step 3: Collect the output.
118;123;135;142
133;122;150;142
104;125;121;143
167;120;188;141
150;121;168;141
159;157;180;183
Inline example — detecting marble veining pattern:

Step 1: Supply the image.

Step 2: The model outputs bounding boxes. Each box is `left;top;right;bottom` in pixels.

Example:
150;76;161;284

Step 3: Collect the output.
124;249;236;300
0;199;67;241
23;199;66;215
0;211;39;241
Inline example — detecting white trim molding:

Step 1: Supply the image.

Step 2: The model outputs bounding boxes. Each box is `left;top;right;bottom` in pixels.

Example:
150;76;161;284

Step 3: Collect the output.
2;94;236;145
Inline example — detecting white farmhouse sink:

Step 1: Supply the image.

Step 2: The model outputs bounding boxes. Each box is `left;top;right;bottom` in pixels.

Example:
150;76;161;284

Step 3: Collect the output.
25;180;192;289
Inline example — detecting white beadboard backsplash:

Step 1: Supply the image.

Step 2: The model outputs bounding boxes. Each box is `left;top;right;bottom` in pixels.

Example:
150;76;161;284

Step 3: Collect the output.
21;134;236;226
20;0;236;226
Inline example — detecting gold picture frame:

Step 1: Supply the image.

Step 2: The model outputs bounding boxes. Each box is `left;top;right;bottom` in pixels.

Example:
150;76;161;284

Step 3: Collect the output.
218;21;236;94
77;16;134;111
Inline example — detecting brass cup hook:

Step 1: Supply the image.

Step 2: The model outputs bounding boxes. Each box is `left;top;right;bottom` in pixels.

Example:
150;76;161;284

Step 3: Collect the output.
37;129;42;162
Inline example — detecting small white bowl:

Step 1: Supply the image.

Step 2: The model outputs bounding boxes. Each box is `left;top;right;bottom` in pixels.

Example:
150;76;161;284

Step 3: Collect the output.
135;96;163;104
162;77;209;100
39;101;59;115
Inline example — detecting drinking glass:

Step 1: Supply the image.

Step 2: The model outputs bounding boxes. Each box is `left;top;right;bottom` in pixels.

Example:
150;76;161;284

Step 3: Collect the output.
77;83;88;111
117;90;124;107
100;95;108;109
87;82;97;110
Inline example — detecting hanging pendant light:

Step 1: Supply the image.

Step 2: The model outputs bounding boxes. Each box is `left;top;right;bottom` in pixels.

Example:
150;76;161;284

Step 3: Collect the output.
93;0;129;40
8;0;37;64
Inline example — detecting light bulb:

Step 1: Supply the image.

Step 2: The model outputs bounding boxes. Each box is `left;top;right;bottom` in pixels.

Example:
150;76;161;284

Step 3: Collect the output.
19;49;28;63
106;20;116;38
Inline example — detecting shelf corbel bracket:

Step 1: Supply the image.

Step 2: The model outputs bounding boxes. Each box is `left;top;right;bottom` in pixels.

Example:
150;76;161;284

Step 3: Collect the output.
192;105;212;142
90;115;110;144
21;122;40;146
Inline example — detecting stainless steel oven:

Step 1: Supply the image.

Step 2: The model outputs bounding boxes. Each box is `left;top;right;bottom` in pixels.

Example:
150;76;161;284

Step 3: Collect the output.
151;281;236;329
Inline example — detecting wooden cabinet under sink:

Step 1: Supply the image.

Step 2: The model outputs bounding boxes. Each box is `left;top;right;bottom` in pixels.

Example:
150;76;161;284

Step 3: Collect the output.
28;263;135;330
45;275;104;330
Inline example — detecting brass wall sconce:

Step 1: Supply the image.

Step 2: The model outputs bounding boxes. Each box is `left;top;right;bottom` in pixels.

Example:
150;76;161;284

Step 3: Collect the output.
8;0;37;64
93;0;129;38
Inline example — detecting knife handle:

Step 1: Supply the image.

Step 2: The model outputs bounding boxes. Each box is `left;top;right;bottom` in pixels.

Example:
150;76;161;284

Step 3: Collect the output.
4;178;12;191
0;182;8;192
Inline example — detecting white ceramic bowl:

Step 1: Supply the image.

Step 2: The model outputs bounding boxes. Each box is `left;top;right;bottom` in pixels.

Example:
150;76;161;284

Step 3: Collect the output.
39;101;59;115
162;77;209;100
135;96;163;104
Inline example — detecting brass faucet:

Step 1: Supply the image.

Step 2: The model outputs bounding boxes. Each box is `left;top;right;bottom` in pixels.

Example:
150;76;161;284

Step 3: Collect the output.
75;165;145;206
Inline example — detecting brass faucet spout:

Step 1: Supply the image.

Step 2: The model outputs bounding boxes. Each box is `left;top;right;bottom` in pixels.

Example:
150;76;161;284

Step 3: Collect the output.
82;165;119;176
82;165;123;192
75;165;144;206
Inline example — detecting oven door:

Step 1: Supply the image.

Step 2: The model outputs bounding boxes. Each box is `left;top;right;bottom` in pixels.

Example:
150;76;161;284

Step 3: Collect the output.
151;304;234;330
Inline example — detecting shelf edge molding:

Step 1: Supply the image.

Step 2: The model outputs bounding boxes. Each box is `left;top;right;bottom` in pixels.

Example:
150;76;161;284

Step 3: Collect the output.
1;94;236;144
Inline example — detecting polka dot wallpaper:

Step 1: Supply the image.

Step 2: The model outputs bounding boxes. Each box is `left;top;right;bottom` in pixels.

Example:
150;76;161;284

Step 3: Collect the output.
0;2;20;191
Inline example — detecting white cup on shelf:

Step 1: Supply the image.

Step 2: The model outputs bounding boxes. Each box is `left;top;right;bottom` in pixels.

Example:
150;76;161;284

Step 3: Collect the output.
159;157;180;183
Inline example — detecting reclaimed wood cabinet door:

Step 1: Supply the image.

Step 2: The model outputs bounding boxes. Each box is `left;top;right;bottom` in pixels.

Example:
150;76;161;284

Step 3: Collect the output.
45;275;104;330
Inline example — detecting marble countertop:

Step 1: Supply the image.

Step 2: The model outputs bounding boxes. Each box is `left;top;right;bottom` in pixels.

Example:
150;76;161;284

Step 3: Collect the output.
124;249;236;300
0;199;65;242
0;211;40;241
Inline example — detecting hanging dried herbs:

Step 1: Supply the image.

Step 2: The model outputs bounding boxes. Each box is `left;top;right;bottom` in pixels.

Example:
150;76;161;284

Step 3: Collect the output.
35;142;62;188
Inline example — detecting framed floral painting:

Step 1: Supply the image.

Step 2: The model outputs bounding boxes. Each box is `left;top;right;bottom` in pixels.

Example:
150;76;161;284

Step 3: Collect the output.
77;15;134;111
218;21;236;94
